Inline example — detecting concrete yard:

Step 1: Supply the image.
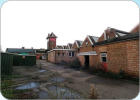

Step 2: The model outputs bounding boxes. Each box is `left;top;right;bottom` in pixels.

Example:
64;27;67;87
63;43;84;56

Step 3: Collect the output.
12;60;139;99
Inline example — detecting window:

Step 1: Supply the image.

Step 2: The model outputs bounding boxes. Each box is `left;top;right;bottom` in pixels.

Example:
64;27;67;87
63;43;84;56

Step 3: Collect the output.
72;52;74;56
62;53;65;56
57;52;60;56
69;51;75;57
69;52;72;57
100;53;107;62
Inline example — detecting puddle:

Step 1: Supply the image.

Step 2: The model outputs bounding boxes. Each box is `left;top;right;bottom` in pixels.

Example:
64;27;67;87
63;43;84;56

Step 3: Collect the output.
47;85;82;99
39;69;46;73
50;77;65;83
15;82;40;90
39;91;49;99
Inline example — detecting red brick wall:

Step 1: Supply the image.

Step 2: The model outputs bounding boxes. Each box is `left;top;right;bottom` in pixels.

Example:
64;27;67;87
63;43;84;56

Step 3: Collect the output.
54;50;76;63
126;40;139;77
48;51;56;63
89;55;99;68
48;38;56;50
107;42;127;73
72;42;80;54
72;42;78;49
95;39;139;77
78;37;94;67
78;38;139;77
78;56;85;66
80;37;93;52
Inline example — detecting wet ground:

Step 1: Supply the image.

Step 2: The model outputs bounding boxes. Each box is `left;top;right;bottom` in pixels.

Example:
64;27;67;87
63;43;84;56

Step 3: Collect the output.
12;60;139;99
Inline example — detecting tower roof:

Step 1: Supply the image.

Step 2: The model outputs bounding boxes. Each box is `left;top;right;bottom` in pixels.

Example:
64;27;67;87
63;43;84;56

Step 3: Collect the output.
47;32;57;39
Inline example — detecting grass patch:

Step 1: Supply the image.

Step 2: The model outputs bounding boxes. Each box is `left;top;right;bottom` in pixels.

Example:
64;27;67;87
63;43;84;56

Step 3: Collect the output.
1;74;38;99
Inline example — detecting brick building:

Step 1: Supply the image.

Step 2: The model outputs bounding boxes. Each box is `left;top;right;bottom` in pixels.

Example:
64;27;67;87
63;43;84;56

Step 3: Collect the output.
78;26;139;77
77;35;99;69
46;32;57;50
72;40;83;53
47;24;139;77
47;33;76;64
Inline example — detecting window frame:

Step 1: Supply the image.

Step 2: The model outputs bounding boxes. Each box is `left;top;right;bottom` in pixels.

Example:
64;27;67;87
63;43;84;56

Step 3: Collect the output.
100;52;107;62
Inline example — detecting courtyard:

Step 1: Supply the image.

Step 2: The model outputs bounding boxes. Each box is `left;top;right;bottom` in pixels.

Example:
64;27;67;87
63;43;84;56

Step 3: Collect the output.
2;60;139;99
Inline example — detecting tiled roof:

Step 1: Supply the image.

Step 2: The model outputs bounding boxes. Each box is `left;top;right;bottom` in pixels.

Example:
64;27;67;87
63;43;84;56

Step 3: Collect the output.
87;35;99;45
76;40;83;47
6;48;35;53
73;40;83;48
55;45;63;49
95;33;139;46
67;43;73;49
55;45;69;49
47;32;57;39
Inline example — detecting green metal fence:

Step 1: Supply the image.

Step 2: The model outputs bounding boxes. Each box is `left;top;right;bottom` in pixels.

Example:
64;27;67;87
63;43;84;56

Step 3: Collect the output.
1;53;36;76
13;54;36;66
1;53;13;75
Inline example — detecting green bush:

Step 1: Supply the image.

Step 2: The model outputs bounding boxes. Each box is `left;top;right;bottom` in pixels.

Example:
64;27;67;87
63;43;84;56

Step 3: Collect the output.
69;58;81;69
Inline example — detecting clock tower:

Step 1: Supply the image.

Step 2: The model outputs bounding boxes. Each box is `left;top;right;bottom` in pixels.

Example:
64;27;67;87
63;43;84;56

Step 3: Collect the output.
46;32;57;50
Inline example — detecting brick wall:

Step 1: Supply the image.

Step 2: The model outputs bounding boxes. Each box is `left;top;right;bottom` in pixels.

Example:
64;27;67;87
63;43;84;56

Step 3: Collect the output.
48;51;56;63
72;42;80;53
55;50;76;64
78;56;85;66
72;42;78;49
95;39;139;77
78;37;94;67
126;40;139;77
107;42;127;73
80;37;93;52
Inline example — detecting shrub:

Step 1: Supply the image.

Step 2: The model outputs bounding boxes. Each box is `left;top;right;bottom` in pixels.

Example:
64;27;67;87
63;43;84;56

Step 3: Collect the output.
69;58;81;69
89;84;98;99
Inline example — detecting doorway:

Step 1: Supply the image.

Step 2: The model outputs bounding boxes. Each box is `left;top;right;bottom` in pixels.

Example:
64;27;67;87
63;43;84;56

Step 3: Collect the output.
84;55;89;69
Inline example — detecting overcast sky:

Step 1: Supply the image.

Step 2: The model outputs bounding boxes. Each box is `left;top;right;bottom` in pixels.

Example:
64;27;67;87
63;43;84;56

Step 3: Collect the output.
1;1;139;51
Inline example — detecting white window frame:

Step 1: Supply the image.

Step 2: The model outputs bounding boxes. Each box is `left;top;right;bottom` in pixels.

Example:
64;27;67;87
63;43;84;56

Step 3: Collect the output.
100;52;107;62
69;51;74;57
